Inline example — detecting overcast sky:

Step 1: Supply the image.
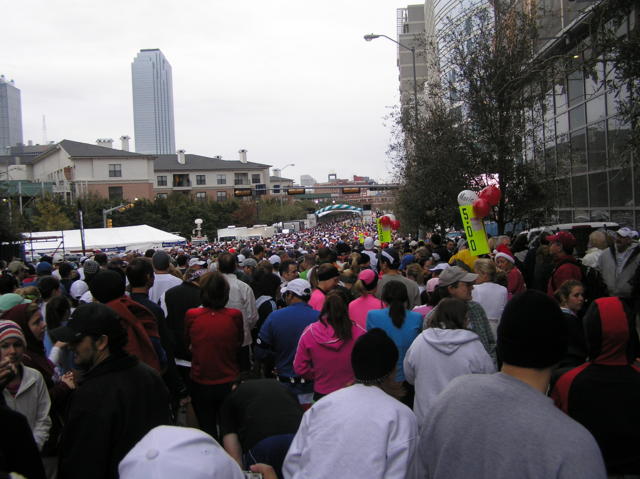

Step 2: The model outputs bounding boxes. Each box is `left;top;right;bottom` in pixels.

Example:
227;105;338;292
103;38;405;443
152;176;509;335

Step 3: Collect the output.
5;1;415;184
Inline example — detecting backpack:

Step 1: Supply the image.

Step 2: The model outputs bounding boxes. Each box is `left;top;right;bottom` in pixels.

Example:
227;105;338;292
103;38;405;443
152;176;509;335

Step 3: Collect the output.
552;259;608;304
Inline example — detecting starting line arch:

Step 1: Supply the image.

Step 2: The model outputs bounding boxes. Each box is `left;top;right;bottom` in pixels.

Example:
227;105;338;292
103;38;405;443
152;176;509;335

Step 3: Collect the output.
315;204;363;218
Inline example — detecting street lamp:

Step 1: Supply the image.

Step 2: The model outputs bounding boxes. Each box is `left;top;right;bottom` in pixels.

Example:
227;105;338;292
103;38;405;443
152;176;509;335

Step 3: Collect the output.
364;33;419;122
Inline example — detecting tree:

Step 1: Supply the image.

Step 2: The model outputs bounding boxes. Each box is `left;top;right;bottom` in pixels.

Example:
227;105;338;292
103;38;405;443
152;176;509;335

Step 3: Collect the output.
442;5;554;233
391;101;471;233
30;197;73;231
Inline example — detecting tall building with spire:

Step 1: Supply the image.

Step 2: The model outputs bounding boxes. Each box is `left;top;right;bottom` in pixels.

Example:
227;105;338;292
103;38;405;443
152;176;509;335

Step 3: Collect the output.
0;75;23;150
131;49;176;154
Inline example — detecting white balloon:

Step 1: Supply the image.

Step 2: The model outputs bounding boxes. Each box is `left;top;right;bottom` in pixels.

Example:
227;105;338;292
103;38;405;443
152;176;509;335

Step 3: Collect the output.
457;190;478;206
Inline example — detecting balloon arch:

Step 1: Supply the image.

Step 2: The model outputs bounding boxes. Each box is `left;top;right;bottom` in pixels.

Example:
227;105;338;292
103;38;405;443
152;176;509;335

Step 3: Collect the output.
315;204;363;218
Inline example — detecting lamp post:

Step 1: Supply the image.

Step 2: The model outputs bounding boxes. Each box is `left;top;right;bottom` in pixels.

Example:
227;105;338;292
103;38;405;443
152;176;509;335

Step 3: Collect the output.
364;33;419;123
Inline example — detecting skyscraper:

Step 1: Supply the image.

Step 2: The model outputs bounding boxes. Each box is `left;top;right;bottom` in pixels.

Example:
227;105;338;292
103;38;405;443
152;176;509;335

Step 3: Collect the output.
0;75;23;150
131;49;176;154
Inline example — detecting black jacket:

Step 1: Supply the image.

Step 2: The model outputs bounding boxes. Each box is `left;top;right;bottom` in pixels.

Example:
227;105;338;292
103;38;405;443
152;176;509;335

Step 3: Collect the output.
164;281;202;360
0;406;46;479
552;298;640;474
58;353;170;479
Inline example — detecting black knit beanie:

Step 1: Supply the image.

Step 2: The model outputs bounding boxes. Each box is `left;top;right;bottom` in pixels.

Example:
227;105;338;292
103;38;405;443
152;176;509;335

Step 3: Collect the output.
497;290;568;369
352;328;398;384
89;270;126;304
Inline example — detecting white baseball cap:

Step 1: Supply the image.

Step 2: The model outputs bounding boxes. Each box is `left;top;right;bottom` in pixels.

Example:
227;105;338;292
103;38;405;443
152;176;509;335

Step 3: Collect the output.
188;257;206;267
617;227;635;238
118;426;244;479
281;278;312;297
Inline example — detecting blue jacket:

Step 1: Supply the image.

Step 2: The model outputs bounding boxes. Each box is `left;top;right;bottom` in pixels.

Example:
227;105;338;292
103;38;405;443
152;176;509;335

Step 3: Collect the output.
255;302;319;378
366;308;422;382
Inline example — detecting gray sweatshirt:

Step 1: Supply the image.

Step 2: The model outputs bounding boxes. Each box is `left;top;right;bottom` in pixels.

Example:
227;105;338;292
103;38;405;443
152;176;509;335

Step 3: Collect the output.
415;373;606;479
403;329;495;426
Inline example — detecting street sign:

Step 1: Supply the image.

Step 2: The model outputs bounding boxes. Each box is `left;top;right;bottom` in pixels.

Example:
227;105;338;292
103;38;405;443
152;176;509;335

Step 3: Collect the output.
287;188;306;195
342;187;361;194
234;189;252;197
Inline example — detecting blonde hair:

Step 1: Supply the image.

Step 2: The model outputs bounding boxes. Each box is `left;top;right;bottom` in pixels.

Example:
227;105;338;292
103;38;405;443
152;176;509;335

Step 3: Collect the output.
474;258;497;282
588;231;607;250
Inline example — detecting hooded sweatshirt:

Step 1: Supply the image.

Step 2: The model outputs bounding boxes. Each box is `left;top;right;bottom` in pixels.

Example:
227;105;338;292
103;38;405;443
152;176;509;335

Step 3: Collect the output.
294;320;366;395
552;297;640;474
404;328;495;425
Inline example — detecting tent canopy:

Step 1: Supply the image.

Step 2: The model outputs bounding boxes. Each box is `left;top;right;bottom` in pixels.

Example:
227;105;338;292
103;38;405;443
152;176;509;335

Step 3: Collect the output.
23;224;186;255
315;204;363;218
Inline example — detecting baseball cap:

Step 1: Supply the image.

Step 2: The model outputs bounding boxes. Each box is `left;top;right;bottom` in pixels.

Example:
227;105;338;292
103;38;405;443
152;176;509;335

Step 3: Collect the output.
364;237;374;250
7;261;28;275
188;257;206;267
269;254;281;265
438;265;478;287
0;293;31;312
357;269;377;286
380;248;400;269
36;262;53;275
118;426;244;479
546;231;577;250
241;258;257;268
51;302;124;344
281;278;312;298
429;263;449;272
617;227;634;238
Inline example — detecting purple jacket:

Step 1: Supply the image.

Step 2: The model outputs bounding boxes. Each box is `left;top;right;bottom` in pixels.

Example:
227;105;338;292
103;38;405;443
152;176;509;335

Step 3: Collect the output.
294;320;366;395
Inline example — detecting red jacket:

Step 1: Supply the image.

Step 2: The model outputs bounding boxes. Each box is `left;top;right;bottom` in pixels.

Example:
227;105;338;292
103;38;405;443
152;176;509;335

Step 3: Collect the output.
185;307;243;385
547;255;582;296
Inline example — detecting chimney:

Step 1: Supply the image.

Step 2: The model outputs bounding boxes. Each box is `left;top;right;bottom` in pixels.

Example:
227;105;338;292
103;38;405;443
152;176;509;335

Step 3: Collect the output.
27;140;33;146
238;149;247;164
120;135;131;151
96;138;114;149
177;149;186;165
273;168;282;178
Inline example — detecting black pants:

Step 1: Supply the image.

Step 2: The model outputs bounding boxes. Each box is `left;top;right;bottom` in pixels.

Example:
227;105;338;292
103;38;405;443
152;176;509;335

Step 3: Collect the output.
189;380;233;441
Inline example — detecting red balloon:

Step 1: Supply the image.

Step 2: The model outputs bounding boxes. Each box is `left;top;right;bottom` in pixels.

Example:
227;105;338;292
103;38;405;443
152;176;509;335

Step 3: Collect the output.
473;198;490;217
391;220;401;230
379;216;391;227
479;185;502;207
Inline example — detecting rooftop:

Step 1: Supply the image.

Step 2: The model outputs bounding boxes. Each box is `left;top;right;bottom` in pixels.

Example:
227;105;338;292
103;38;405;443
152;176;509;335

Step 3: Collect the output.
155;154;270;171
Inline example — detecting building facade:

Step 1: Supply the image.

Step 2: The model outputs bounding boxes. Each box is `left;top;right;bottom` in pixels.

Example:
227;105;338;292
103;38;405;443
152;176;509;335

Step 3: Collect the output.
131;49;176;155
0;76;23;150
153;153;271;201
396;5;435;110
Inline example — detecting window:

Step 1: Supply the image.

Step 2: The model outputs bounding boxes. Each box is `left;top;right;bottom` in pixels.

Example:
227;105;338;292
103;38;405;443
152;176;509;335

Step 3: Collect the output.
572;175;588;207
108;186;123;201
157;176;167;186
273;184;281;194
216;191;227;201
587;122;606;171
173;174;190;187
109;164;122;178
234;173;248;185
195;192;206;200
567;70;584;107
610;168;633;207
156;193;168;199
570;129;587;175
251;174;261;184
589;172;608;207
216;174;226;185
196;175;206;185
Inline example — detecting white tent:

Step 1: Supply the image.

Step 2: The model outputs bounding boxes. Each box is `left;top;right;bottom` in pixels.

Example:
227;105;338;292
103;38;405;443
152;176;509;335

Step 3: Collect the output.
23;225;186;255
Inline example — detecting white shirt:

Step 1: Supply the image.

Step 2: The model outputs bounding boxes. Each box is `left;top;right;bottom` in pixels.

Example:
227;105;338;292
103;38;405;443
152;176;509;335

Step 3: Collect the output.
148;273;183;305
471;282;508;321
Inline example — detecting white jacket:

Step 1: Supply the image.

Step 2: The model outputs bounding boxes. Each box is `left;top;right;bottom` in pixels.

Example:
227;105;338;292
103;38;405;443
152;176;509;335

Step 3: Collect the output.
2;365;52;450
223;273;259;347
283;383;418;479
404;329;495;426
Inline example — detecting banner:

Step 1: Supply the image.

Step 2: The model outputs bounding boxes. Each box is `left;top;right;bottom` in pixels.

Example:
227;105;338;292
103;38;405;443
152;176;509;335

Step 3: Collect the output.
459;205;490;256
376;218;392;244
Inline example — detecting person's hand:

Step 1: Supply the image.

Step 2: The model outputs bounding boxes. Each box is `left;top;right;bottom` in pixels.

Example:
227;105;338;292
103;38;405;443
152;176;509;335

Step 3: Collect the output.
250;464;277;479
179;396;191;407
0;357;17;387
61;371;76;390
54;341;68;349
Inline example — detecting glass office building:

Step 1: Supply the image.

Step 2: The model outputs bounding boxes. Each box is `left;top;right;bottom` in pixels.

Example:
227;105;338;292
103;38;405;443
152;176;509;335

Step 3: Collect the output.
527;2;639;228
0;76;23;150
131;49;176;155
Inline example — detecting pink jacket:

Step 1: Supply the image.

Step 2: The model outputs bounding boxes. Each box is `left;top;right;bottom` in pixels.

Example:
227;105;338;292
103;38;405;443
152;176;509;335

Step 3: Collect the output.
294;320;366;395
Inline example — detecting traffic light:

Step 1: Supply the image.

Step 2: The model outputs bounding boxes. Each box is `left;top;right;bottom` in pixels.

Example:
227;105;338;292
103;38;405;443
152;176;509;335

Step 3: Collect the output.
107;218;113;228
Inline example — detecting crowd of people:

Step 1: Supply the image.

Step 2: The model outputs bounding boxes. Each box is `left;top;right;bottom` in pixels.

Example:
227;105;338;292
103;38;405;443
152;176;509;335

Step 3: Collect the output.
0;218;639;479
